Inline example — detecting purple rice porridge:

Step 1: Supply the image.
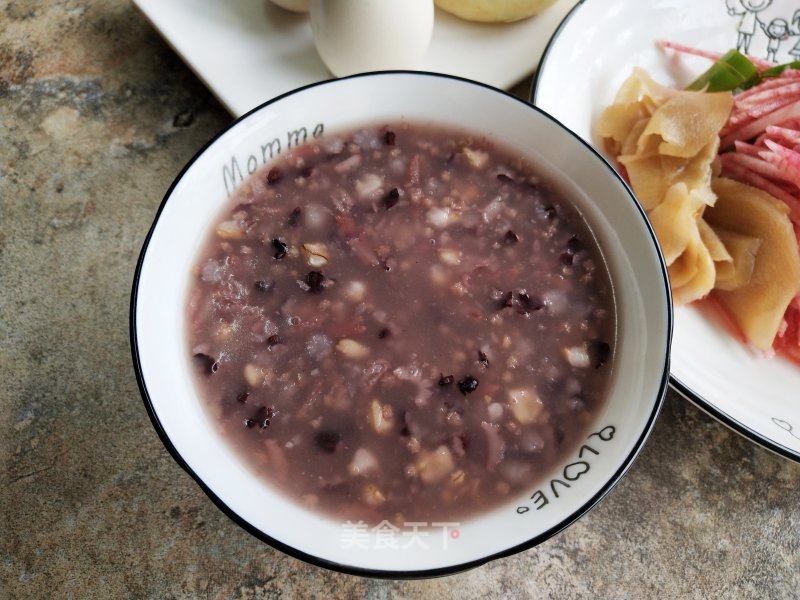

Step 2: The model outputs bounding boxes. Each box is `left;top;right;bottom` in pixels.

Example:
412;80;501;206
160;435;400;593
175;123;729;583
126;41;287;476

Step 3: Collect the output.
185;122;616;524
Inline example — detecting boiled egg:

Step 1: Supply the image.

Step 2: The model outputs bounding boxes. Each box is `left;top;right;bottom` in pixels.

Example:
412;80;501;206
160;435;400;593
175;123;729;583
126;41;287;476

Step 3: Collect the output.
310;0;434;77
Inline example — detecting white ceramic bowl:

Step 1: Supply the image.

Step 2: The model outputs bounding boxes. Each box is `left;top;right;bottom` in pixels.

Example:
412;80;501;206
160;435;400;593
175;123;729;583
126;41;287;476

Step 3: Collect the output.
131;72;671;577
532;0;800;463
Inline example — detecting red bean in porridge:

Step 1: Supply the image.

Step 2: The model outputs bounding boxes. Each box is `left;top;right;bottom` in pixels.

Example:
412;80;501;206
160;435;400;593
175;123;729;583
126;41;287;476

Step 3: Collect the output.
186;122;616;524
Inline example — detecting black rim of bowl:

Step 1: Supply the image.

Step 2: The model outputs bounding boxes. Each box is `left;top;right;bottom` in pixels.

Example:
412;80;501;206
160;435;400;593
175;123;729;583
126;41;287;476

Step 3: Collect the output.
530;0;800;465
130;70;673;578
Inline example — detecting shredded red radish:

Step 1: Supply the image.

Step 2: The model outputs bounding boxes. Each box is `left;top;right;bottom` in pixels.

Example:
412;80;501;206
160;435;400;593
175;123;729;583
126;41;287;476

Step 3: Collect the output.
720;151;798;187
725;95;800;131
712;65;800;363
735;78;800;101
720;102;800;148
765;125;800;147
719;159;800;206
657;40;725;62
775;296;800;366
733;141;762;156
657;40;773;70
734;83;800;110
763;138;800;170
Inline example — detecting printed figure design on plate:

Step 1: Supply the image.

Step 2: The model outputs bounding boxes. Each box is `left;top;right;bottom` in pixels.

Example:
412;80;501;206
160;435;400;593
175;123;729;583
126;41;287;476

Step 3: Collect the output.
726;0;800;62
772;416;800;441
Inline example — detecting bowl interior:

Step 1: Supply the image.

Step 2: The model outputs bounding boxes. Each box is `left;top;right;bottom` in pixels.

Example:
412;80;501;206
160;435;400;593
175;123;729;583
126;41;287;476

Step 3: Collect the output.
133;72;670;574
533;0;800;461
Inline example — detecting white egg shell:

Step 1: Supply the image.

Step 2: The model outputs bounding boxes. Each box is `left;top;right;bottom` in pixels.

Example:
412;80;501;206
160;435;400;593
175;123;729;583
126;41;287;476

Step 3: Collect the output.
310;0;434;77
269;0;310;12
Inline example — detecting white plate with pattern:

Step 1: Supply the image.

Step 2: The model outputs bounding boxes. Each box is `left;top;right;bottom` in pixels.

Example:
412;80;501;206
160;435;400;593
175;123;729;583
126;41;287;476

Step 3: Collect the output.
532;0;800;462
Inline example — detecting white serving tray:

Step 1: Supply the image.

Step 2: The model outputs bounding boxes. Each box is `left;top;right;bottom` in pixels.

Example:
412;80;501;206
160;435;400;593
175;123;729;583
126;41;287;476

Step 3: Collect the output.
134;0;577;117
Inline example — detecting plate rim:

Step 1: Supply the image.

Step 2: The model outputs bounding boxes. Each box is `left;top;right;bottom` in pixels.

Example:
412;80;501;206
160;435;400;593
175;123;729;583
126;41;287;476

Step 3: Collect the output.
529;0;800;465
130;69;673;578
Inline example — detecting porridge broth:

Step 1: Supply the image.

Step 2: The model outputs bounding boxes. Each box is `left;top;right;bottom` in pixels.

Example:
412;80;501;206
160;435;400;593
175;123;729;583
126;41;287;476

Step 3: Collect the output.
186;122;616;524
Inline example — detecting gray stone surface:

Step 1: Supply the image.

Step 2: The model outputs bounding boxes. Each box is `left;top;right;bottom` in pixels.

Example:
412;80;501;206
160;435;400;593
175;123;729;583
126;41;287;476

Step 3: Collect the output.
1;2;798;598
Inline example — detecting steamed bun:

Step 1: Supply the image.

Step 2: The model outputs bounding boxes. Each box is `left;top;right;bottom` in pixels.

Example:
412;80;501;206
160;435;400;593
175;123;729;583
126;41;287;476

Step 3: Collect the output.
435;0;557;23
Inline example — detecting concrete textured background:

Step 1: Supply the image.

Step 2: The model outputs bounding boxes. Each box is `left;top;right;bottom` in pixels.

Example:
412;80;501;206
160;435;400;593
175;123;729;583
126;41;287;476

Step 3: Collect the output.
1;1;798;598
